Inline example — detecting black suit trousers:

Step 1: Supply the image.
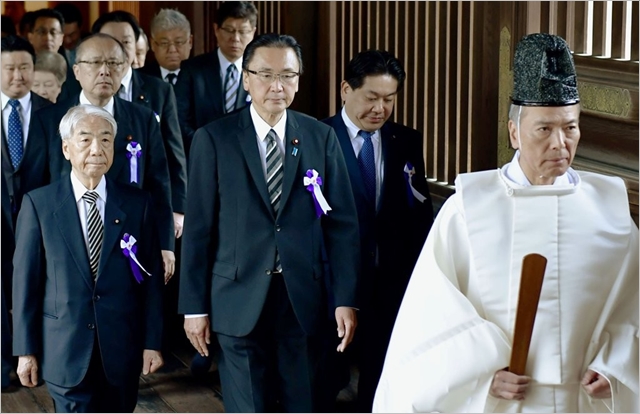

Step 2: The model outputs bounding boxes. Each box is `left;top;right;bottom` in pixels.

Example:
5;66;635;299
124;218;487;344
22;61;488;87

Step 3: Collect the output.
216;275;323;413
45;337;139;413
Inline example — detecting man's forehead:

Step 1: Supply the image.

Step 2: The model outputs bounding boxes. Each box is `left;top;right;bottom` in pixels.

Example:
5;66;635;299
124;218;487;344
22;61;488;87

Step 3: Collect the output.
155;29;189;39
221;18;253;28
79;40;122;58
34;17;61;29
1;51;33;63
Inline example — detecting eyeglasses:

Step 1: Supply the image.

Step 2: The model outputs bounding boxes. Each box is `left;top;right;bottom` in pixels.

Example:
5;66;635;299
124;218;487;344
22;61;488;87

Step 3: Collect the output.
76;60;125;71
245;69;300;85
218;26;254;37
32;28;63;37
154;39;189;50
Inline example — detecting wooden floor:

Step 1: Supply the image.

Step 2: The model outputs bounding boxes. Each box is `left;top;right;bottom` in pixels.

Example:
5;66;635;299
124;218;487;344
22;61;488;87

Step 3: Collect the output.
1;341;359;413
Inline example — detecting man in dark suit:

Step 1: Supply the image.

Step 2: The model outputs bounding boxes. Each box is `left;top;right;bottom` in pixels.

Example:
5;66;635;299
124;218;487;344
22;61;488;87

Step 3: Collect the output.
322;50;434;412
1;35;52;225
179;34;360;412
92;11;188;241
1;174;15;391
174;1;256;157
141;9;193;85
31;33;176;282
13;104;164;412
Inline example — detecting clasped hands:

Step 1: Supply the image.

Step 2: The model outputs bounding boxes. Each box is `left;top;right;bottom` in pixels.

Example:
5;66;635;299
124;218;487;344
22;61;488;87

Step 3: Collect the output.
489;368;611;401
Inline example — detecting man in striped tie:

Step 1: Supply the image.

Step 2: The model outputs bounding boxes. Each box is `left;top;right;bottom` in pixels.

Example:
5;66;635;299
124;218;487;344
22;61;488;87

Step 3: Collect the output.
180;34;360;412
12;104;165;412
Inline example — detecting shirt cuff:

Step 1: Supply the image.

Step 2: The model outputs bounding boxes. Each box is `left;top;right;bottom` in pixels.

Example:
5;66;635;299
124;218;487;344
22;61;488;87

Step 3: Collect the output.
185;314;208;318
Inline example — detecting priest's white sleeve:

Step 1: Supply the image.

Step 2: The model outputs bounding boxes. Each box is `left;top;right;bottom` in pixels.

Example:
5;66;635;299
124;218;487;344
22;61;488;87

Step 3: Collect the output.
373;195;512;413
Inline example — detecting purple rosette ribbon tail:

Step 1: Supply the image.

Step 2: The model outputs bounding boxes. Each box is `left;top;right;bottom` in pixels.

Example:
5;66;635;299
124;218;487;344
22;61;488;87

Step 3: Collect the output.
303;169;332;218
120;233;151;283
126;142;142;183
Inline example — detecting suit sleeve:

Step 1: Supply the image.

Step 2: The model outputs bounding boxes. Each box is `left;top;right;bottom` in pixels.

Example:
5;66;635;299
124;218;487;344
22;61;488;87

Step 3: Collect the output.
141;192;165;350
31;111;63;183
159;84;188;213
143;112;175;251
178;127;216;315
11;194;45;356
174;66;198;157
321;128;360;309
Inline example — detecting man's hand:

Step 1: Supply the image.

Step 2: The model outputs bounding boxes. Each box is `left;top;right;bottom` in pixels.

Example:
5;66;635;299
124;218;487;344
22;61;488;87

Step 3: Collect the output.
581;369;612;399
173;212;184;239
17;355;39;387
161;250;175;284
489;368;530;400
335;306;357;352
184;316;210;357
142;349;164;375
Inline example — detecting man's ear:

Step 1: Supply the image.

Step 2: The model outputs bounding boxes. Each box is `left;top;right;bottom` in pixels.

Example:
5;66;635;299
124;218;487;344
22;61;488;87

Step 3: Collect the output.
508;119;519;149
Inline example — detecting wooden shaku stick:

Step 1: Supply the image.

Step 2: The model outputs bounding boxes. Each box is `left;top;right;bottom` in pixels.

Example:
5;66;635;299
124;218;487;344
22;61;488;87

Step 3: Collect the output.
508;253;548;376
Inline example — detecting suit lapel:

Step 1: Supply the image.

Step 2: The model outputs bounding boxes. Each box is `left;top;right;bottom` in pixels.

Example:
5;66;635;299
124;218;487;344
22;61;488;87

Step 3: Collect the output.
98;179;127;277
330;115;371;205
54;178;94;290
236;109;273;215
235;73;249;110
378;123;393;211
278;111;302;216
207;53;224;115
109;98;129;180
131;70;151;107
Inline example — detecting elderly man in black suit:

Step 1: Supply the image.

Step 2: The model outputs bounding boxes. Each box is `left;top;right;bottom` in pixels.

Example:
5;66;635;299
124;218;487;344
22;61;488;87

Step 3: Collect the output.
13;104;164;412
179;33;360;412
92;10;187;240
141;9;193;85
322;50;434;412
174;1;256;157
31;33;176;282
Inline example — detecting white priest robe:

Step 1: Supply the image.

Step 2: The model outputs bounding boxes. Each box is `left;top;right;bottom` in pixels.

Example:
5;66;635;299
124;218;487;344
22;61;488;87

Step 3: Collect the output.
373;159;639;413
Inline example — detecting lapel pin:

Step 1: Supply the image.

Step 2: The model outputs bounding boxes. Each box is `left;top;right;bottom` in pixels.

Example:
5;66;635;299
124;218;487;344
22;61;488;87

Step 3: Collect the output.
126;135;133;141
114;219;120;224
139;95;145;101
291;138;299;156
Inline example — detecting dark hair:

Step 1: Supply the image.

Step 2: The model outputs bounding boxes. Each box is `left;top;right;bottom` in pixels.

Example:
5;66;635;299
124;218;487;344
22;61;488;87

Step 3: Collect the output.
1;34;36;64
242;33;303;74
30;8;65;31
1;15;17;36
19;12;35;36
216;1;258;27
75;33;128;63
345;50;406;91
54;3;83;27
91;10;141;41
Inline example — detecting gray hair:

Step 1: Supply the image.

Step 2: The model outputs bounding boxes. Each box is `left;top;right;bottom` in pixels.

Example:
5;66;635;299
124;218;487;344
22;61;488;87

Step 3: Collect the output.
35;51;67;85
150;9;191;38
59;105;118;141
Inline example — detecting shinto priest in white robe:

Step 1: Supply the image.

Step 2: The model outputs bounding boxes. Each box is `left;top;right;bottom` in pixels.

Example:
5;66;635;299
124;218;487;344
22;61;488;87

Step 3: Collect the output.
373;153;639;413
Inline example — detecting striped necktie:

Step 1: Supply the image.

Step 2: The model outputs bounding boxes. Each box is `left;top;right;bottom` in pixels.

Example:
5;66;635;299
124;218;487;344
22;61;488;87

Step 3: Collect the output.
224;64;239;113
82;191;103;280
7;99;24;168
266;129;283;272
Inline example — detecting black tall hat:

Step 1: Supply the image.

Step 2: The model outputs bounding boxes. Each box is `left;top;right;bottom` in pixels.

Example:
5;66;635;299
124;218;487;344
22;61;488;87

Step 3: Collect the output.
511;33;580;106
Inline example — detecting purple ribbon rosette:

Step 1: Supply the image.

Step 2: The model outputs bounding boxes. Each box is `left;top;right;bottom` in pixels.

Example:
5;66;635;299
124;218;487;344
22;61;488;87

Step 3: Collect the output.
403;162;427;204
126;142;142;183
304;169;332;218
120;233;151;283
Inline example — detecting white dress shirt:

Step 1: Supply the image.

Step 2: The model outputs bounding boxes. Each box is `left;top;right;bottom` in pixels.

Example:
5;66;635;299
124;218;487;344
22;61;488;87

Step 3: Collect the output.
79;92;115;116
160;66;180;84
217;48;243;90
341;106;384;206
2;91;32;148
70;171;107;255
118;66;134;101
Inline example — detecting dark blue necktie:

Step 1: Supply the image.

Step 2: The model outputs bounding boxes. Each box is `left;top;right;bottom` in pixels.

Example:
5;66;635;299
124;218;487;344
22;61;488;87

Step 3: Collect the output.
358;130;376;209
7;99;24;168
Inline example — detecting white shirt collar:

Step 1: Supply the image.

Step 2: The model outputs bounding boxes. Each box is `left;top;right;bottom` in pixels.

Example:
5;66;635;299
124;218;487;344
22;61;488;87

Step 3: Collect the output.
250;104;287;143
70;171;107;204
1;91;32;114
217;48;243;76
79;92;115;116
119;66;134;100
341;106;378;141
503;150;574;186
159;66;180;82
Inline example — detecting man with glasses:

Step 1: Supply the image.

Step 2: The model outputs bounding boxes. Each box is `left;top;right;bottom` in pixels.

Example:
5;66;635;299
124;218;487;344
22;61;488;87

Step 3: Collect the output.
31;33;176;286
141;9;193;85
179;33;360;412
26;9;64;55
174;1;257;158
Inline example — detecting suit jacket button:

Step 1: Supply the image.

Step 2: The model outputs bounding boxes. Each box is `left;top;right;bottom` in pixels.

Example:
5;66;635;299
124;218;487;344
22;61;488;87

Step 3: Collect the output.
87;323;95;330
275;225;281;232
265;270;272;275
